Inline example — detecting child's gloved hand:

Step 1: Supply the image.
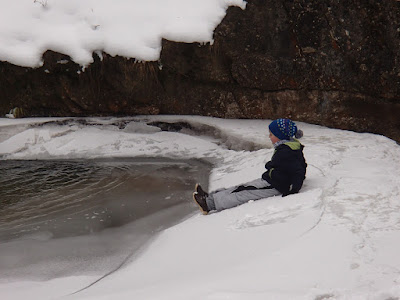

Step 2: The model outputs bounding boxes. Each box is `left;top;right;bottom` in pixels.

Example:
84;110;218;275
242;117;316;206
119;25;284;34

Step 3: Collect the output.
282;187;300;197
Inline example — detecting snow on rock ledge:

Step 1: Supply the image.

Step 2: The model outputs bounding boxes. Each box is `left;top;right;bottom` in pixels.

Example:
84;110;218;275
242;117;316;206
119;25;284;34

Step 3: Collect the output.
0;0;246;68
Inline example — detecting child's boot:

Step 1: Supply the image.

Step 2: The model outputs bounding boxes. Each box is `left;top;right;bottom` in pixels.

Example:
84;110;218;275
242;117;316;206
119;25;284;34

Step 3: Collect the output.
193;184;209;215
195;183;209;198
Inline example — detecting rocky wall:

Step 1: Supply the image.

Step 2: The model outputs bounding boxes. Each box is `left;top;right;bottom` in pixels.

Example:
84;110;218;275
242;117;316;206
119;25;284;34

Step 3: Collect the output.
1;0;399;142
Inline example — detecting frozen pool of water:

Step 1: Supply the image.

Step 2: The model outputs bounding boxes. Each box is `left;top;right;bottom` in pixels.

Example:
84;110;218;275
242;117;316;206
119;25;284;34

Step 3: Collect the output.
0;158;210;281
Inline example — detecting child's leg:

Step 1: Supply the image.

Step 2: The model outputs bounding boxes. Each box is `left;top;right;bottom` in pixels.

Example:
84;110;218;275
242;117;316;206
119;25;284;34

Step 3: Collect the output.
206;179;281;211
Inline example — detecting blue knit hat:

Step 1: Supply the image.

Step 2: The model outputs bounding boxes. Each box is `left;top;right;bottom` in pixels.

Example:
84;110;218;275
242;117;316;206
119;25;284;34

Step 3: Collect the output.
269;118;302;140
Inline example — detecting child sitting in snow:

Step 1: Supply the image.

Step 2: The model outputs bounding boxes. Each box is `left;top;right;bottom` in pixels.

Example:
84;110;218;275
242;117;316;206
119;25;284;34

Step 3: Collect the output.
193;118;307;214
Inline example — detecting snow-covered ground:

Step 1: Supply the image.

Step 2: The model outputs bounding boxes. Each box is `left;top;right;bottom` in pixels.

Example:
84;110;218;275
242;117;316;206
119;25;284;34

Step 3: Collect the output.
1;116;400;299
0;0;246;67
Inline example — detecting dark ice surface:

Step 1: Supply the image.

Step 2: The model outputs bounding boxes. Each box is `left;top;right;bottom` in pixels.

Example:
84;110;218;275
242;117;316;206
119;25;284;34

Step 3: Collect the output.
0;158;210;280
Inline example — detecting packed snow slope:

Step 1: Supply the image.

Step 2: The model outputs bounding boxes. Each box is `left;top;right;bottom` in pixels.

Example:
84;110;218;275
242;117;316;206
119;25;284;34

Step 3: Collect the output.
0;0;246;67
1;116;400;299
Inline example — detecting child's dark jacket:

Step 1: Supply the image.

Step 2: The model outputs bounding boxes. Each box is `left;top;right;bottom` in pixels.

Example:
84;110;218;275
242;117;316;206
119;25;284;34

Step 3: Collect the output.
262;140;307;196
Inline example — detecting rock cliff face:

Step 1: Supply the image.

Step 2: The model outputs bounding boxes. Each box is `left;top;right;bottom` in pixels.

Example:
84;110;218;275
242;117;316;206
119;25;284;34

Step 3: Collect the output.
1;0;400;142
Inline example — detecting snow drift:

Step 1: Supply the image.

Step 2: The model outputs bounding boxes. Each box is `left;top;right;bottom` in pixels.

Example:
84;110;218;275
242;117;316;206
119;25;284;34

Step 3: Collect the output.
1;116;400;299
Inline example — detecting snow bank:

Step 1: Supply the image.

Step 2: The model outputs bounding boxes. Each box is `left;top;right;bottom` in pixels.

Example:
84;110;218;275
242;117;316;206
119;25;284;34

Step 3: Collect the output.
0;0;246;67
1;116;400;299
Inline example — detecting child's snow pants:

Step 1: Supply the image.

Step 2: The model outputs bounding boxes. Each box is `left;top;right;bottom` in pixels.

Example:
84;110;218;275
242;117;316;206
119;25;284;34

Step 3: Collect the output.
206;178;281;211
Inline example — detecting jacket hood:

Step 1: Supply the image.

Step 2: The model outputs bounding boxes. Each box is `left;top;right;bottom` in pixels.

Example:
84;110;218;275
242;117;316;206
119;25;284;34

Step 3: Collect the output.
283;139;302;150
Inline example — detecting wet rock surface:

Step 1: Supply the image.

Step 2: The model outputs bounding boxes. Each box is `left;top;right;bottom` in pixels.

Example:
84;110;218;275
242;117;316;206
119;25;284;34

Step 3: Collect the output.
1;0;399;142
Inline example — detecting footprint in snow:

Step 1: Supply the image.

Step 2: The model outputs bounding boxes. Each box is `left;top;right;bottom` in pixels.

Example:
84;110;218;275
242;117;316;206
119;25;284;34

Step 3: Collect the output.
230;190;323;230
231;210;300;230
